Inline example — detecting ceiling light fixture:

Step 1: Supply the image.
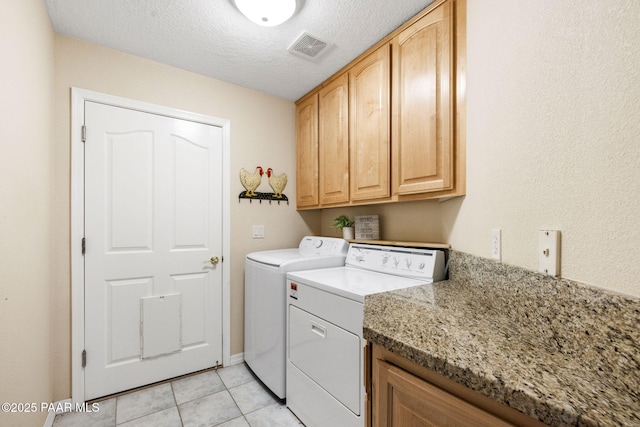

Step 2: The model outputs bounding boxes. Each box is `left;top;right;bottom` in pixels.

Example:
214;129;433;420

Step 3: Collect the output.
234;0;297;27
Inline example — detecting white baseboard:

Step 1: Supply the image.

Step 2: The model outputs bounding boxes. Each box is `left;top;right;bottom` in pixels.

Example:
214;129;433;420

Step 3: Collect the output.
42;398;72;427
228;352;244;366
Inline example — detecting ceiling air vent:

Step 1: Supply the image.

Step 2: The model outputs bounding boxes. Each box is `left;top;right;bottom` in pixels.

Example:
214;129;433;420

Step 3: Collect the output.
288;32;333;61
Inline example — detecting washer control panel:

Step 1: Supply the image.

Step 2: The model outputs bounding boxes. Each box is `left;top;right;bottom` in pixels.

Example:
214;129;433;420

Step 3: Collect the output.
346;243;446;281
299;236;349;255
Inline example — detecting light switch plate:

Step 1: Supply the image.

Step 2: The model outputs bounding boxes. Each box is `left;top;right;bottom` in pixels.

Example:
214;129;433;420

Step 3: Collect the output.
252;225;265;239
538;230;560;276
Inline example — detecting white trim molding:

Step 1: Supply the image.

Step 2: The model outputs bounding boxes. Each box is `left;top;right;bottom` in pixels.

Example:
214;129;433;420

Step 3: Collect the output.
70;88;232;403
42;399;72;427
228;352;245;366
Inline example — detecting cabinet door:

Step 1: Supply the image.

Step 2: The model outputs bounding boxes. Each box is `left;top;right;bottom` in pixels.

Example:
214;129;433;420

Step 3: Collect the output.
319;73;350;205
350;44;391;201
295;94;319;207
392;0;454;196
373;359;514;427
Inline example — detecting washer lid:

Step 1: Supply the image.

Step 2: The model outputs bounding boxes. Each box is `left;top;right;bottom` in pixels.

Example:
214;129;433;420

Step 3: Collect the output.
287;266;429;303
246;236;349;267
247;249;308;266
246;249;347;271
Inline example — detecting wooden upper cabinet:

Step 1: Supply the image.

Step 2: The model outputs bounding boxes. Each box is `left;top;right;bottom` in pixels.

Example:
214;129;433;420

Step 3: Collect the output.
392;0;454;196
319;73;350;205
295;0;465;209
349;44;391;201
295;94;319;208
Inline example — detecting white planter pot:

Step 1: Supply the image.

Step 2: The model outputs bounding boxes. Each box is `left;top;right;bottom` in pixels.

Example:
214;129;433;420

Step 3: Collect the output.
342;226;354;240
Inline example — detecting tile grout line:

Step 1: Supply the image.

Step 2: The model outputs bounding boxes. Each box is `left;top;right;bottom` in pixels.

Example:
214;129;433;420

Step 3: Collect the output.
224;381;247;424
169;381;185;427
217;371;251;426
55;364;291;427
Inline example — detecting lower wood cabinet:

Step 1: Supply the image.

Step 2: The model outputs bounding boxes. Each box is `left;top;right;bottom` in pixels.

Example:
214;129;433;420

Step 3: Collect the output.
374;358;512;426
370;344;546;427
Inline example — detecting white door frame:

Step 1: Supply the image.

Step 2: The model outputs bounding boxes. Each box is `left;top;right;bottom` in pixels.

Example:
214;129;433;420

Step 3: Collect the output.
70;87;231;403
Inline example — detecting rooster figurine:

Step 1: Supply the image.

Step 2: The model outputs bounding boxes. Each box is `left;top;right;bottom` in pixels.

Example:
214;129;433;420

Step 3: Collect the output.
240;166;263;197
266;168;288;199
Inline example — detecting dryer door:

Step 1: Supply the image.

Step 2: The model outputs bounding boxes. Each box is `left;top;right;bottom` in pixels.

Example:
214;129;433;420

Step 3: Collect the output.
289;305;361;414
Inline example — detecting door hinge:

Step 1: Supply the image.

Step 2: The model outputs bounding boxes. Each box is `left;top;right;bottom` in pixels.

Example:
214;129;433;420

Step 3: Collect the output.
81;125;86;142
82;350;87;368
82;237;86;255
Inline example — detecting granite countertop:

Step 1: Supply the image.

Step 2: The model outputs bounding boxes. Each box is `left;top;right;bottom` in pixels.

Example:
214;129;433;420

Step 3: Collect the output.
363;251;640;427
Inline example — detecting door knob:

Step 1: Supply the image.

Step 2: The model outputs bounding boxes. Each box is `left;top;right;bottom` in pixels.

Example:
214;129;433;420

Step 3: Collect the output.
206;256;220;265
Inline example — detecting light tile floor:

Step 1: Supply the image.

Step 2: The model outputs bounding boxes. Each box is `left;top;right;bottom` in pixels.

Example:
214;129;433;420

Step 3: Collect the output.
52;364;303;427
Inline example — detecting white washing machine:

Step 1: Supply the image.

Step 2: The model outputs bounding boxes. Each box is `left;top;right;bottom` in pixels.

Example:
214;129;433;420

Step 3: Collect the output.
286;243;446;427
244;236;349;399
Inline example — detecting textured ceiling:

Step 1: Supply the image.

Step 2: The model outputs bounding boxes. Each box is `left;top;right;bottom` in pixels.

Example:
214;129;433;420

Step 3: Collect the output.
44;0;435;101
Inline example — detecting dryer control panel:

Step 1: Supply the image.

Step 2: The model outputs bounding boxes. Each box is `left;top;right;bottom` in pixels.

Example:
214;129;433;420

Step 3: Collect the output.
346;244;446;281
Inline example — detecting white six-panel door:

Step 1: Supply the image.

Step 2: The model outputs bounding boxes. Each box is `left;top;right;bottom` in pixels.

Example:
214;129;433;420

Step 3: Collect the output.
83;101;223;400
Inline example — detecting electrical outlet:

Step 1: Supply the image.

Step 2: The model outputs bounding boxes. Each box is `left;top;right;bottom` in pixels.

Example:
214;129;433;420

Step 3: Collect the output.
491;229;501;261
252;225;265;239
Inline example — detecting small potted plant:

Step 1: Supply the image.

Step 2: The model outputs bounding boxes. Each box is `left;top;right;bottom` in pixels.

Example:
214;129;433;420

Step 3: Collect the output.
332;215;355;240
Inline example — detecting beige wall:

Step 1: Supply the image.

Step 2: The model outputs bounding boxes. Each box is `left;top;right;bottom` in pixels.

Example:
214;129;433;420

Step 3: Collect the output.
52;36;320;399
446;0;640;296
322;0;640;298
0;1;55;426
3;0;639;411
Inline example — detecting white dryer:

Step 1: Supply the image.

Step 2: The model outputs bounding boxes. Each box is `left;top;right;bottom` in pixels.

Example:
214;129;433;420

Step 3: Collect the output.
286;243;446;427
244;236;349;399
